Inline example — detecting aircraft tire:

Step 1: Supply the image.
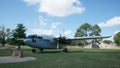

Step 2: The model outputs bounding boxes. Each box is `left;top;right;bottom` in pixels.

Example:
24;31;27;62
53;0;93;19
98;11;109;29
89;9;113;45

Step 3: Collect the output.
63;48;68;52
32;49;36;53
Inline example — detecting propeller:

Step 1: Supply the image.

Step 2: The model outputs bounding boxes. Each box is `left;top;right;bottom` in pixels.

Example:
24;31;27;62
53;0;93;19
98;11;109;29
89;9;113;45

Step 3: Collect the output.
54;34;67;49
55;34;66;43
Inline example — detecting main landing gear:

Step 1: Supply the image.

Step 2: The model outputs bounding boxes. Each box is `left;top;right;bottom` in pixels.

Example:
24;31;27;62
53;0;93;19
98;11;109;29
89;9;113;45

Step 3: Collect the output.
63;48;68;52
63;45;68;52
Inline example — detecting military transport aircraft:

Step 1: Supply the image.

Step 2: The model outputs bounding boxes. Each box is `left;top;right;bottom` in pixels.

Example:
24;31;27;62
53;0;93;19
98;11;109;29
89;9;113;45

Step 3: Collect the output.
22;34;111;53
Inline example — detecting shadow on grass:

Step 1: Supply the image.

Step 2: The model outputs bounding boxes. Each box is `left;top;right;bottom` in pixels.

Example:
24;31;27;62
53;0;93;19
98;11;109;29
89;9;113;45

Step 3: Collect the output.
22;48;120;54
30;50;120;54
67;50;120;53
32;50;62;54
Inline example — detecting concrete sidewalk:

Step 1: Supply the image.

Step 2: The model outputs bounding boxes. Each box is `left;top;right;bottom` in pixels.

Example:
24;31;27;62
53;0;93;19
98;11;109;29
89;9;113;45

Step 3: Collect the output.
0;56;36;63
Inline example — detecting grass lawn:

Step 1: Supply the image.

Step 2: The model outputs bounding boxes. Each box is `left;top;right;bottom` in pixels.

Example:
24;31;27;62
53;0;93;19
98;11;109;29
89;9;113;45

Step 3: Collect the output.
0;46;120;68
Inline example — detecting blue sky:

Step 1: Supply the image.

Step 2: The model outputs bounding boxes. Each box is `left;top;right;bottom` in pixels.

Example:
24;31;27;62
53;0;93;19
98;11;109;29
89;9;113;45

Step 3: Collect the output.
0;0;120;40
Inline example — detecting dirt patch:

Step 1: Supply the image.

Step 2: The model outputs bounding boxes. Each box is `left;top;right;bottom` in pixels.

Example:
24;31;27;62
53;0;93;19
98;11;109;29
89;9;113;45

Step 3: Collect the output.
83;43;120;49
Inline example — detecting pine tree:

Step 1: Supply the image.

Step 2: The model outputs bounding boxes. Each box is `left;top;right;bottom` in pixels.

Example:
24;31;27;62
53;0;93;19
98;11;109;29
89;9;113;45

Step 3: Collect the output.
10;23;26;46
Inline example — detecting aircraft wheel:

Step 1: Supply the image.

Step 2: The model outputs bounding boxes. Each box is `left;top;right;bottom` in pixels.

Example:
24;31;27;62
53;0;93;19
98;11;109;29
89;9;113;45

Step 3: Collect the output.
32;49;36;53
63;48;68;52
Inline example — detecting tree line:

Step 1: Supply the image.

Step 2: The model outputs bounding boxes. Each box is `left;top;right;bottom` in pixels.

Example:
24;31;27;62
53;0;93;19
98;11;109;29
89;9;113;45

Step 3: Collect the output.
0;23;120;46
74;23;101;46
74;23;120;46
74;23;101;37
0;24;26;46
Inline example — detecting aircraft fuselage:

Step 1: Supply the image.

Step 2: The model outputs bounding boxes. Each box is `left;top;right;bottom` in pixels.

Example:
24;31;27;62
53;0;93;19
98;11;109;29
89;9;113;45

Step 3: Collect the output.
23;35;63;49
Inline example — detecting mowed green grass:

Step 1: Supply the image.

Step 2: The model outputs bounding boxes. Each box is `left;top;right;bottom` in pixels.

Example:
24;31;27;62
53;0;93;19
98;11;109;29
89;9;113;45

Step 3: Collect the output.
0;46;120;68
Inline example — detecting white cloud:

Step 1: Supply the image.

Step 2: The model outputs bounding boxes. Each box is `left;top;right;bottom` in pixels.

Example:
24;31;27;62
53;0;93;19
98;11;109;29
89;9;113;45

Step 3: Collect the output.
51;22;61;29
62;30;71;36
98;16;120;27
114;30;120;34
31;16;62;35
31;29;53;35
23;0;40;5
38;16;47;27
24;0;85;17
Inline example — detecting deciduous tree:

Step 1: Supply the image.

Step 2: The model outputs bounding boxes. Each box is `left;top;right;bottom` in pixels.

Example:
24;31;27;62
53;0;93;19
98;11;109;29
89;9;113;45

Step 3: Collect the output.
90;24;101;36
114;32;120;46
75;23;92;37
0;25;11;46
74;23;102;46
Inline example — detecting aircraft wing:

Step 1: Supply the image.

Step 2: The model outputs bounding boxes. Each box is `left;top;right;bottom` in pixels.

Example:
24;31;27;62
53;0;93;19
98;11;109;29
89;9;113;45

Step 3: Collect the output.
66;36;111;41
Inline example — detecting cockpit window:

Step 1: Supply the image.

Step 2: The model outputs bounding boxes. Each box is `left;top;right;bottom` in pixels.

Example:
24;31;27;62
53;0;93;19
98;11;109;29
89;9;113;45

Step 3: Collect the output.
27;35;43;39
37;36;43;39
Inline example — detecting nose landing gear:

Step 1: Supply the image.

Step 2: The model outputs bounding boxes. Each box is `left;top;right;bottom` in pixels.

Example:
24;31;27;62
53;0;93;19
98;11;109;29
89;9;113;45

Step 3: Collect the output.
63;45;68;52
32;48;44;53
32;49;36;53
63;48;68;52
